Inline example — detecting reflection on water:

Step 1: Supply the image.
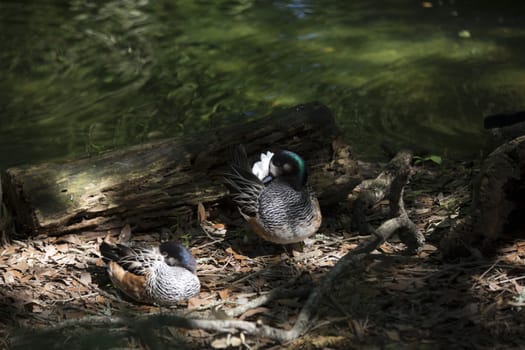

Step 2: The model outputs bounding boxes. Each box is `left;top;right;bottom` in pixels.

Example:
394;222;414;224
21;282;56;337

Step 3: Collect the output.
1;0;525;168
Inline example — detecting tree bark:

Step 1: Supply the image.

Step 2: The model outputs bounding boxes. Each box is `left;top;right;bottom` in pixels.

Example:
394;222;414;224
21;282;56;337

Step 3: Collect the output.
472;134;525;239
441;135;525;259
1;102;358;237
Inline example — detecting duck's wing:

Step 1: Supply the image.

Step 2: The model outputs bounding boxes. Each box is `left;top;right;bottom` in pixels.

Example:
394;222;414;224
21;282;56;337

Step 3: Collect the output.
100;242;161;276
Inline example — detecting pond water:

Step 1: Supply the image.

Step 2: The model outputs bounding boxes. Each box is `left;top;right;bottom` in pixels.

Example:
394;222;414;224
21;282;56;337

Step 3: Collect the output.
1;0;525;169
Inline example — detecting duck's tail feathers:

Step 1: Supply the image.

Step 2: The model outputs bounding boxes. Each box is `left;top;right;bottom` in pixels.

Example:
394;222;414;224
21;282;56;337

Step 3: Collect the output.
100;241;134;263
224;144;262;187
223;165;264;216
229;144;251;170
223;145;265;217
100;242;153;275
226;144;274;181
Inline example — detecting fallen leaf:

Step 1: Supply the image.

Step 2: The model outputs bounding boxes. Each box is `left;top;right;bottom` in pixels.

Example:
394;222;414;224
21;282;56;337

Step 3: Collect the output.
69;286;88;293
3;271;15;284
56;234;82;245
210;337;228;349
75;262;88;270
188;297;210;308
239;306;269;320
44;245;57;259
422;244;437;252
211;336;241;349
190;248;203;255
7;269;23;279
64;311;87;319
32;266;58;279
0;245;19;256
311;335;346;348
218;289;230;301
197;203;207;223
118;224;132;243
292;250;302;257
239;266;252;273
25;301;45;313
225;247;249;261
185;329;210;338
318;259;335;267
11;261;29;273
95;258;106;267
55;244;69;253
79;271;92;285
386;329;400;341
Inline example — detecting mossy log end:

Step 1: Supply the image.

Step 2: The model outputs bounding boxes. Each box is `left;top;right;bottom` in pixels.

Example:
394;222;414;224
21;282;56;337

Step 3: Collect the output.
1;102;359;238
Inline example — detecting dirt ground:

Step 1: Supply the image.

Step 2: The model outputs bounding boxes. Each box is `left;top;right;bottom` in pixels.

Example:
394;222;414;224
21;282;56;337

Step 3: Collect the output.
1;160;525;349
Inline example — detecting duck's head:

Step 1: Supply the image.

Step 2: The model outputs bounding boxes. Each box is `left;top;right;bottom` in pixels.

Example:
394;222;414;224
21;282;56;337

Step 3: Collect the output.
269;150;307;191
159;242;197;273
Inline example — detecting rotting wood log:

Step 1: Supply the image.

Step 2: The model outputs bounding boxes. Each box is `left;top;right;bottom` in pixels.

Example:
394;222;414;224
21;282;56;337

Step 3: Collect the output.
472;134;525;239
440;135;525;259
1;102;360;238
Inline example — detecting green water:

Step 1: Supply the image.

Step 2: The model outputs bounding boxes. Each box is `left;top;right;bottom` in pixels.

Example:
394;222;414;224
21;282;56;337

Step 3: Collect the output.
1;0;525;168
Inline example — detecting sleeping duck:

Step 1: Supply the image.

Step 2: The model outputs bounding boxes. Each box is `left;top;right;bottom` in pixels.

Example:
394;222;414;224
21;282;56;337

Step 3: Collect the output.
99;240;200;306
224;145;322;244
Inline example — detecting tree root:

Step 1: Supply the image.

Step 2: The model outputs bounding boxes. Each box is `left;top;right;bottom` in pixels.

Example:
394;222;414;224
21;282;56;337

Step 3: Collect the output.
351;150;425;254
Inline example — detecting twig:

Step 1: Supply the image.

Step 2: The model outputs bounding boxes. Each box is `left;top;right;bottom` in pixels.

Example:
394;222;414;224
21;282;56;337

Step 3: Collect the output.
230;263;278;285
507;301;525;307
56;292;100;304
351;150;424;253
478;259;501;280
226;286;309;318
198;222;225;246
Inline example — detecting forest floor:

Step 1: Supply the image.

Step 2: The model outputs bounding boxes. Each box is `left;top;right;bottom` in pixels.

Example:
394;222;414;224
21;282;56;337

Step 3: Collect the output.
1;159;525;350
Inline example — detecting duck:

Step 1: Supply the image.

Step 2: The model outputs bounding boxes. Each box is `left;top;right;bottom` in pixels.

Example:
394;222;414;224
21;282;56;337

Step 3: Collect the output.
99;240;200;306
224;145;322;244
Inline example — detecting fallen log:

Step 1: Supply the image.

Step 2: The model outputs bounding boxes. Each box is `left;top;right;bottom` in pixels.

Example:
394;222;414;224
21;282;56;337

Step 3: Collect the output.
472;134;525;239
1;102;359;238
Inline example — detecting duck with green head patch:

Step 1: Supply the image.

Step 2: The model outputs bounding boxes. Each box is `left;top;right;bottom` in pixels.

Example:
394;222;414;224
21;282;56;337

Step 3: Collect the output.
224;145;322;244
